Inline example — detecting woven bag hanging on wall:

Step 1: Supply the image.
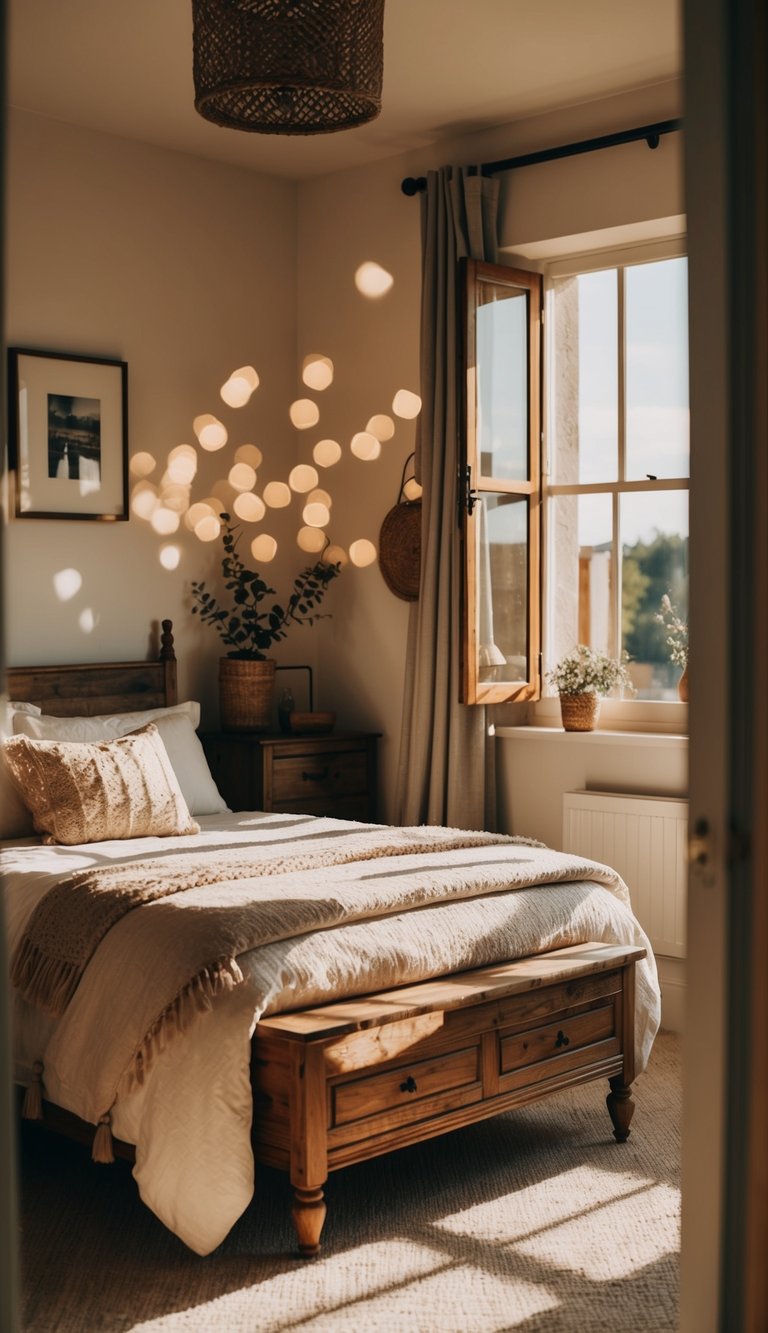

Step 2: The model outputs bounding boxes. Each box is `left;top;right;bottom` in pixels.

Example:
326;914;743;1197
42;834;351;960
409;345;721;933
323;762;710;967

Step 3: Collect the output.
378;453;421;602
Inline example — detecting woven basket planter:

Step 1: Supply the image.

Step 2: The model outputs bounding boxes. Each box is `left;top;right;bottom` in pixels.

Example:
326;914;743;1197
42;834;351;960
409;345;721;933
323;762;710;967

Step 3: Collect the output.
559;692;600;732
219;658;276;732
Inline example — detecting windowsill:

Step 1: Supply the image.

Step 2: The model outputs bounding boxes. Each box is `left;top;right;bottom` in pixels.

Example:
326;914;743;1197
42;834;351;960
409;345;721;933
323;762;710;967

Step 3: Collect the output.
494;724;688;747
494;696;688;741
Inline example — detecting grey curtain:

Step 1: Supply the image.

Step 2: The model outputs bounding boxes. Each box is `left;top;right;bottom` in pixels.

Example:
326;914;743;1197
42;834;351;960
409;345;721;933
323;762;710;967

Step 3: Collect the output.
394;167;500;829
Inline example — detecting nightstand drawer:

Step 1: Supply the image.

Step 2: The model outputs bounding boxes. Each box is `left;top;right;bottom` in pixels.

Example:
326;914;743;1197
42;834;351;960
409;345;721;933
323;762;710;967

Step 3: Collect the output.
271;749;368;803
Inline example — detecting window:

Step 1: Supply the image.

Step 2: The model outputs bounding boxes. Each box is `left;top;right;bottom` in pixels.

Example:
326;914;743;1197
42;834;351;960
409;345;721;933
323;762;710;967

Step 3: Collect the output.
546;252;689;701
461;245;689;713
461;261;542;704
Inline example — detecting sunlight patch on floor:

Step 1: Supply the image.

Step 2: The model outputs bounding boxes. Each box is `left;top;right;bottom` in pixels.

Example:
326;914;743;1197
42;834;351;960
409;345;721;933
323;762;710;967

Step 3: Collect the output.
436;1165;658;1243
513;1184;680;1282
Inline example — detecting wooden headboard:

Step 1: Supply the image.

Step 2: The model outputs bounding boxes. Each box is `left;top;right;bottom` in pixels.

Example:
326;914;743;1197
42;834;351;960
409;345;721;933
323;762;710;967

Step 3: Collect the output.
6;620;177;716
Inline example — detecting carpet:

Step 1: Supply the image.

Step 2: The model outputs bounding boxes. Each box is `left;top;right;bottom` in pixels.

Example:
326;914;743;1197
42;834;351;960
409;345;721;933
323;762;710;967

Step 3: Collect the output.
17;1031;680;1332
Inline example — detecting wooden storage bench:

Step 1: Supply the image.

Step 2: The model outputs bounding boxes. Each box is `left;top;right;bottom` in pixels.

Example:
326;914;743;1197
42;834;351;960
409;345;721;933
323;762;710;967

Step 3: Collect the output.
251;940;646;1255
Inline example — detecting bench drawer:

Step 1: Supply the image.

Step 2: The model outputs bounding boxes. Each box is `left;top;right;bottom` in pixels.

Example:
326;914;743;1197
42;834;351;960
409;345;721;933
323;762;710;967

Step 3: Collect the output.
332;1044;480;1128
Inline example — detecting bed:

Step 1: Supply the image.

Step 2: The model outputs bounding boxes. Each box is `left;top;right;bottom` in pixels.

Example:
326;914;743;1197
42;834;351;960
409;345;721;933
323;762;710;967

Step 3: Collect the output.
2;624;660;1257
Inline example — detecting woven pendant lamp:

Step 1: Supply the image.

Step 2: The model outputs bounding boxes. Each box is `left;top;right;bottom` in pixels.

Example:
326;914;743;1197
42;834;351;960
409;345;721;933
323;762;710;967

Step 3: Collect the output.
192;0;385;136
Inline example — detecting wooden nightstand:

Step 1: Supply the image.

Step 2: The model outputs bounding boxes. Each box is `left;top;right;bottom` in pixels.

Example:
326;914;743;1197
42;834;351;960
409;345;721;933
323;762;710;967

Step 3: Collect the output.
200;731;380;820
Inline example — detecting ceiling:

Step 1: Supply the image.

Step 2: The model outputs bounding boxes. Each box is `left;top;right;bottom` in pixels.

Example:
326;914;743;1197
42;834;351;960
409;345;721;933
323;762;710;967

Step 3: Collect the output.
8;0;681;181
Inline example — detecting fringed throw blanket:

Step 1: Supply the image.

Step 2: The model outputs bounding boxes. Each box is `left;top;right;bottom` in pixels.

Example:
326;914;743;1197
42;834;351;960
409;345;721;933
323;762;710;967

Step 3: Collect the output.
12;824;547;1020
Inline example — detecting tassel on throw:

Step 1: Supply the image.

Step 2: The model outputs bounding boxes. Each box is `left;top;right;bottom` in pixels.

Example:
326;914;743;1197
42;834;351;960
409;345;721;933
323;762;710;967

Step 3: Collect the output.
22;1061;44;1121
92;1112;115;1164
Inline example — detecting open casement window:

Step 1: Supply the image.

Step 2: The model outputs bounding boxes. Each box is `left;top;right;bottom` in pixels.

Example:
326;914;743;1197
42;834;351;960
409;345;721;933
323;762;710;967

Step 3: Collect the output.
461;259;542;704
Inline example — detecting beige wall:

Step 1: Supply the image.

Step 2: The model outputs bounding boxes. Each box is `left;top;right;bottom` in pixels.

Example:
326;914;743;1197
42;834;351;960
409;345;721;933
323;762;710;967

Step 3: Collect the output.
5;80;684;821
4;109;299;724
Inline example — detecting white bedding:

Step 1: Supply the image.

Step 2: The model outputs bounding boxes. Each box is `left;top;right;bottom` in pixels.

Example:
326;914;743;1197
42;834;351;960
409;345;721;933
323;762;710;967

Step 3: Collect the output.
4;811;660;1256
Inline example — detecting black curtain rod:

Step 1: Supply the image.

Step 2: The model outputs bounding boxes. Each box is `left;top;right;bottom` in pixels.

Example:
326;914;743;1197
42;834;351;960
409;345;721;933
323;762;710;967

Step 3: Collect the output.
400;117;683;196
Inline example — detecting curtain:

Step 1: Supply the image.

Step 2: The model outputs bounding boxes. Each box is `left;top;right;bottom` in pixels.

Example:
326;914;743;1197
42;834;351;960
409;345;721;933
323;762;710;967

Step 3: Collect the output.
394;167;500;830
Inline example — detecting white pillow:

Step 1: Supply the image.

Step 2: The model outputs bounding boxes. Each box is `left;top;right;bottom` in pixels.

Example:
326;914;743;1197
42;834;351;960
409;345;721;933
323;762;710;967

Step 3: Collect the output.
13;699;200;743
0;701;43;840
13;702;228;817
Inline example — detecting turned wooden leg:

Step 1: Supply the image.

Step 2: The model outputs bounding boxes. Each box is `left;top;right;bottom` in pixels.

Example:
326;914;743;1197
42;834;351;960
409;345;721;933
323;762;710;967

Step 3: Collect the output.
606;1075;636;1142
291;1186;327;1258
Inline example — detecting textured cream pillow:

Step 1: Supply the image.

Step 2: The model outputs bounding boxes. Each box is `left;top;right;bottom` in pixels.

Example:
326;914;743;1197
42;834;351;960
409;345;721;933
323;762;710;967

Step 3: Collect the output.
3;724;200;846
13;703;227;816
0;701;43;840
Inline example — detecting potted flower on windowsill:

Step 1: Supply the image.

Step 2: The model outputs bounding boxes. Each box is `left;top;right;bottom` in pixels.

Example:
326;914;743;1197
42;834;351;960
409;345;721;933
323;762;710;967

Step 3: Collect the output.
191;514;341;732
546;645;632;732
655;593;689;701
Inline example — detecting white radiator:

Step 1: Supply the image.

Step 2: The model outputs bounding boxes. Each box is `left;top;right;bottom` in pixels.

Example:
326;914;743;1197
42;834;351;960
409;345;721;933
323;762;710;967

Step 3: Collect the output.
562;790;688;959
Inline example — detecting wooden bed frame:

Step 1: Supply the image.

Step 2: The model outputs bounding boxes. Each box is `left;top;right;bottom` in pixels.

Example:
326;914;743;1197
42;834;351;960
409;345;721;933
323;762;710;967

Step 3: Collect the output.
7;625;645;1256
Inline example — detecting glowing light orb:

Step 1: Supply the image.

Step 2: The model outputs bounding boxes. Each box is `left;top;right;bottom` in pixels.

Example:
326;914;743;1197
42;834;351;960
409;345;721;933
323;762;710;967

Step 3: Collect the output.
212;481;236;509
131;483;159;520
313;438;342;468
195;515;221;542
323;544;348;567
349;539;377;567
166;445;198;485
220;365;259;407
53;568;83;601
200;494;226;515
289;464;319;493
301;354;334;391
263;481;292;508
354;261;394;298
159;545;181;571
351;431;381;461
251;533;278;563
302;501;331;528
185;501;217;530
307;488;331;508
403;477;423;501
129;451;156;477
392;389;422;419
235;443;263;470
228;462;257;492
233;492;266;522
193;414;228;451
366;414;395;441
289;398;320;429
78;608;97;634
151;506;181;536
297;526;327;554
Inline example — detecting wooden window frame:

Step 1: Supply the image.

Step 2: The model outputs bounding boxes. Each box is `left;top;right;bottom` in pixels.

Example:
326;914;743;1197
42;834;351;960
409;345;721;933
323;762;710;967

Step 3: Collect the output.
460;258;542;704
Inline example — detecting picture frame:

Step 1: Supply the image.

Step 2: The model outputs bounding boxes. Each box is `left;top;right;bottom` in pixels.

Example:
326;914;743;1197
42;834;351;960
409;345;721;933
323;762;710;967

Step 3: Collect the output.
7;347;128;521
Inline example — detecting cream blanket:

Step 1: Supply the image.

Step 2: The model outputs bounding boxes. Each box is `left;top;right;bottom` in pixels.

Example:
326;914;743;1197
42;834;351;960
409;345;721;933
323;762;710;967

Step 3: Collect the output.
6;813;660;1255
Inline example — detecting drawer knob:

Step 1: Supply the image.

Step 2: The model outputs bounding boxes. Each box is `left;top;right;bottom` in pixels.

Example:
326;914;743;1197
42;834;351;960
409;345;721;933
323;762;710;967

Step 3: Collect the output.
555;1030;570;1049
400;1075;418;1094
302;768;330;782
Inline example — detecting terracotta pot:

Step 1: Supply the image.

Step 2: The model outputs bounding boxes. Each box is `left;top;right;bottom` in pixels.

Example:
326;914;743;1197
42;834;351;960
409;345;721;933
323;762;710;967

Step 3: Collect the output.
677;662;689;702
219;657;275;732
559;691;600;732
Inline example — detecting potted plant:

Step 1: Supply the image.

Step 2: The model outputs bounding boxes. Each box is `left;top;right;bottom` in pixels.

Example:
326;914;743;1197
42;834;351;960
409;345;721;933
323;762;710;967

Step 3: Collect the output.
655;593;689;701
546;644;632;732
191;514;341;731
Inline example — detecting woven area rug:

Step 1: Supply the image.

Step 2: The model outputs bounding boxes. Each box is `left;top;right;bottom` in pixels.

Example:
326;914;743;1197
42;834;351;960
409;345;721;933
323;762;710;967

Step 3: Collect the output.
18;1031;680;1332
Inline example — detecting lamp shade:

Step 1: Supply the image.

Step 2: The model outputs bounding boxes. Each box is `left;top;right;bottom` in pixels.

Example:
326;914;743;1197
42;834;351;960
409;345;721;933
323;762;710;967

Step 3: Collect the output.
192;0;385;136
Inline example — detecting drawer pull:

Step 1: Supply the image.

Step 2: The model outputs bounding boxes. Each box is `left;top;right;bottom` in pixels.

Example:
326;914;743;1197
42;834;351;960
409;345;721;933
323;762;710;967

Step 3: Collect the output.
555;1030;570;1049
400;1076;418;1094
302;768;330;783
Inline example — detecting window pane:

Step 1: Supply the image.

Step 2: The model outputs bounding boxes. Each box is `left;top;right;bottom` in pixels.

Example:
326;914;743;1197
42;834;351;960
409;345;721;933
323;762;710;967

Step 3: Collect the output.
548;493;614;675
621;491;689;699
476;281;528;481
552;270;618;484
626;257;689;480
476;493;528;683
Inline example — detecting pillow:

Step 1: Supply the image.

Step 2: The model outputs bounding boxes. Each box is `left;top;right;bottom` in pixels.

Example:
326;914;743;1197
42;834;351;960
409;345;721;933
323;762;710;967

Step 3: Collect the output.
3;724;200;846
0;701;43;840
13;699;200;743
133;712;228;815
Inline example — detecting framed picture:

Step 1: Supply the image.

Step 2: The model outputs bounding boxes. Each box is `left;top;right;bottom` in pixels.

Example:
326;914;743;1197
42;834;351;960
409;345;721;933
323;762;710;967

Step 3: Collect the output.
7;347;128;520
